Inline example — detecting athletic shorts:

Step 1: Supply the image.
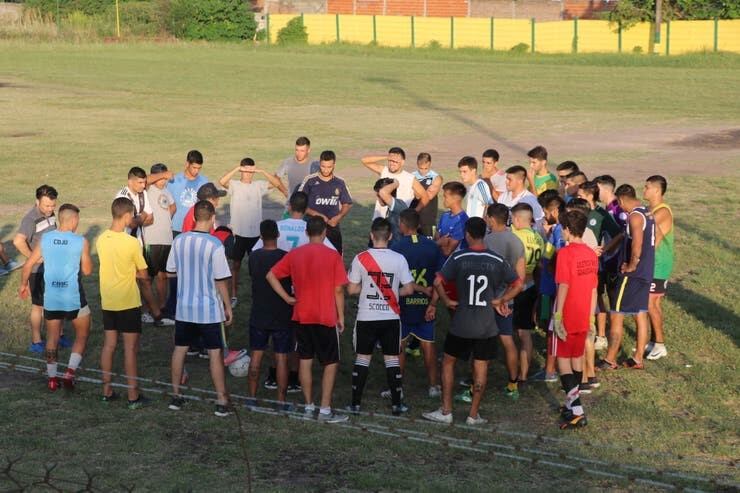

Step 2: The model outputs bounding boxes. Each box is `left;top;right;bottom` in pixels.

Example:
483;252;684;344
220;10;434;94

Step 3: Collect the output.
513;285;538;330
495;310;514;337
354;319;401;355
175;321;224;350
401;320;434;343
45;305;90;321
102;307;142;333
231;235;259;262
611;276;650;314
144;244;171;277
650;279;668;295
250;325;294;354
555;331;588;359
295;324;340;365
444;333;497;361
30;270;44;306
604;272;620;308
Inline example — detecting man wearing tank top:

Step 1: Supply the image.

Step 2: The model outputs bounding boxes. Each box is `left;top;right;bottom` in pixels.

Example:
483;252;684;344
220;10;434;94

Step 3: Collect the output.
643;176;674;361
361;147;430;219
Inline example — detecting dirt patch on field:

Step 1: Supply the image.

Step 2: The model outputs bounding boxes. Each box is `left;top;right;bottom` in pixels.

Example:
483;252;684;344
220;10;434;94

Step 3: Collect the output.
3;131;40;138
672;128;740;150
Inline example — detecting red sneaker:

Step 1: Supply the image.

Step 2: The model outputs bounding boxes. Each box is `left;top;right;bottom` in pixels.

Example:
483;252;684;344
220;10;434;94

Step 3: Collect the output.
47;377;61;392
63;368;76;390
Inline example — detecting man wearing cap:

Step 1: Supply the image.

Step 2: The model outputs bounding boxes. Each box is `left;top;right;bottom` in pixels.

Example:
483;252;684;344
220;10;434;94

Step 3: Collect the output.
181;183;227;234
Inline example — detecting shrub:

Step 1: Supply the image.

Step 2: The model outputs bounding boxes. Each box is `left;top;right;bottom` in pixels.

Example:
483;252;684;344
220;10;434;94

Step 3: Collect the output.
167;0;256;41
276;15;307;45
426;40;442;49
510;42;529;53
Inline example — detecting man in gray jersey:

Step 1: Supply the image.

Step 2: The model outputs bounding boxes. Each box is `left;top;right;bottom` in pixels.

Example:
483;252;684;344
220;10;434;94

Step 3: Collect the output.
423;217;522;425
274;136;320;203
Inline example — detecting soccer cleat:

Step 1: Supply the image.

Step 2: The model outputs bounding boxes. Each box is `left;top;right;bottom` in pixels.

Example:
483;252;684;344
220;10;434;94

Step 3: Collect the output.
559;414;588;430
392;403;410;416
263;376;278;390
127;394;151;410
422;408;453;424
287;383;302;394
278;402;295;413
588;377;601;388
458;377;473;388
28;341;45;354
530;369;559;383
47;377;61;392
643;341;655;357
596;359;618;371
169;395;186;411
214;404;232;417
230;297;238;308
578;382;593;394
454;389;472;403
62;368;76;390
317;411;349;423
623;358;644;370
504;386;519;400
58;335;73;349
101;391;119;403
428;385;442;398
646;344;668;361
594;336;608;351
141;312;155;324
154;317;175;327
466;414;488;426
345;404;361;415
244;397;258;410
223;349;245;366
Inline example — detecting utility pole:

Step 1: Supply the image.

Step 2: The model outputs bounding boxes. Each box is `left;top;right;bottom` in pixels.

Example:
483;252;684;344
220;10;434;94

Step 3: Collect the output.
653;0;662;53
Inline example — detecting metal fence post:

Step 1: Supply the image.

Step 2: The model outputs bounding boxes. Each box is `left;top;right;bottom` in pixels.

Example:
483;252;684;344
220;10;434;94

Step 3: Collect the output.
490;17;494;50
573;17;578;54
335;13;340;43
530;17;535;53
618;20;622;53
411;16;415;48
665;20;670;55
450;17;454;49
372;15;377;44
713;17;718;52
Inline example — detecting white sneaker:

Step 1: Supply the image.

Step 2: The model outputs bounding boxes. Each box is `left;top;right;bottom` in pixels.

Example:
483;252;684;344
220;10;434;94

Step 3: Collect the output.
422;408;453;424
646;343;668;360
643;341;655;357
466;414;488;426
594;336;608;351
154;317;175;327
230;297;238;308
428;385;442;398
141;312;155;323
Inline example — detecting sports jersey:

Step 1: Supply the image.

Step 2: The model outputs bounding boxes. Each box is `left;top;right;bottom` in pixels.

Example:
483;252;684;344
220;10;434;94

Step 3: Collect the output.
555;242;598;333
374;167;415;219
438;247;518;339
227;179;270;238
144;186;174;246
298;174;353;220
96;230;147;311
498;189;545;226
512;226;545;277
41;230;84;311
166;231;232;324
533;172;558;195
410;170;439;234
276;156;320;204
270;242;348;327
349;248;414;321
252;218;336;252
17;207;56;273
605;199;628;229
619;206;656;282
586;206;622;245
438;210;469;254
180;205;216;234
392;234;443;324
248;248;291;330
465;179;494;219
114;186;153;245
385;198;408;247
168;172;209;232
652;203;674;280
539;223;566;297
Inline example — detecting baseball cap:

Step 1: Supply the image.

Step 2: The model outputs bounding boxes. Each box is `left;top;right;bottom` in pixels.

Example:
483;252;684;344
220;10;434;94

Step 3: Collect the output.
197;183;227;200
150;163;168;174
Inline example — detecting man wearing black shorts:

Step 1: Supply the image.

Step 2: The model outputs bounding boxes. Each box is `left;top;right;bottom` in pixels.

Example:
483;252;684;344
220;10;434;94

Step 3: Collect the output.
423;218;522;425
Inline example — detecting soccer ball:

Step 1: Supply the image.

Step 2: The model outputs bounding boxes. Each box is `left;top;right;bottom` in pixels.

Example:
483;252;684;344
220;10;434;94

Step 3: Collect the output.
228;351;251;377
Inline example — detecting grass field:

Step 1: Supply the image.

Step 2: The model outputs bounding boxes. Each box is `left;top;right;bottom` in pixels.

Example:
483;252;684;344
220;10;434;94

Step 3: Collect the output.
0;42;739;491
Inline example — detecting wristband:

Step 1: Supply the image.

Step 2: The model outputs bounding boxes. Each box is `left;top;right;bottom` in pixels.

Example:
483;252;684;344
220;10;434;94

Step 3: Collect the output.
553;312;562;321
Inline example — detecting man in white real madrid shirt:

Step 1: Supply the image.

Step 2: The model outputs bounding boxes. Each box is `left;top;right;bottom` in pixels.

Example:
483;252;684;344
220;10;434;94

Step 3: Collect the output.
345;218;430;416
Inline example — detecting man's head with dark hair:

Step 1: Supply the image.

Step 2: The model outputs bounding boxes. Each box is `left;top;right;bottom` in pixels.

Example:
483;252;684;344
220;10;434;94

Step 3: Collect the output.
399;208;420;235
511;202;534;229
197;182;227;205
295;137;311;162
442;181;466;210
306;215;327;237
527;145;548;175
560;209;588;239
296;136;311;147
485;203;509;227
556;160;579;186
417;152;431;164
151;163;168;175
594;174;616;189
577;180;600;206
194;199;215;224
240;157;255;168
615;183;640;212
185;150;204;180
565;171;587;197
527;145;548;161
594;174;618;203
35;185;58;218
289;191;308;215
370;217;392;244
458;156;479;185
111;197;135;220
186;150;203;165
537;189;560;208
318;150;336;179
465;217;487;241
482;149;500;161
387;147;406;173
481;149;500;178
58;203;80;229
320;150;336;163
645;175;668;195
127;166;148;194
374;177;396;195
505;165;528;193
541;193;565;225
566;197;590;215
260;219;279;241
416;152;432;177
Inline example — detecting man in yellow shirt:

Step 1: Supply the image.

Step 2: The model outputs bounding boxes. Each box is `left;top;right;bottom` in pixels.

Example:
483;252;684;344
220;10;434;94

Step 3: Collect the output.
511;203;544;383
96;197;155;409
526;146;558;196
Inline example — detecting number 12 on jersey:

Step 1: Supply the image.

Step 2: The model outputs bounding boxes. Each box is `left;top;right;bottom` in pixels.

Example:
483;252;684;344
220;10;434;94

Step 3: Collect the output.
467;275;488;307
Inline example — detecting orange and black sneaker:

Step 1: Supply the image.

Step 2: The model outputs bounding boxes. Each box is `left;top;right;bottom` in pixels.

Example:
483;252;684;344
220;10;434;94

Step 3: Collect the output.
559;414;588;430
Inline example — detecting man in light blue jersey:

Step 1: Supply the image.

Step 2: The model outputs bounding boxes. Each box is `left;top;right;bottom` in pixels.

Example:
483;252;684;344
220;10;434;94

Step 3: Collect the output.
166;200;233;417
458;156;493;219
167;150;209;235
19;204;93;392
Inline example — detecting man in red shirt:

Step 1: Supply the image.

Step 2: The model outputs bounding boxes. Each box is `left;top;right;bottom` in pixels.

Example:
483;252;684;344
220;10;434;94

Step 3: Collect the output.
267;216;349;423
553;210;598;430
181;183;225;233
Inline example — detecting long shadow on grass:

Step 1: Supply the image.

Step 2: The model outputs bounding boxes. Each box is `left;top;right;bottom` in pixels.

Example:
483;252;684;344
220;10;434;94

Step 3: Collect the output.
669;282;740;347
363;76;528;154
674;217;739;257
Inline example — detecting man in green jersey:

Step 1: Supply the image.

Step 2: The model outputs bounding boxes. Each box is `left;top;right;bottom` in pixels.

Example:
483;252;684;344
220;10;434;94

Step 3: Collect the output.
526;146;558;196
643;176;673;361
